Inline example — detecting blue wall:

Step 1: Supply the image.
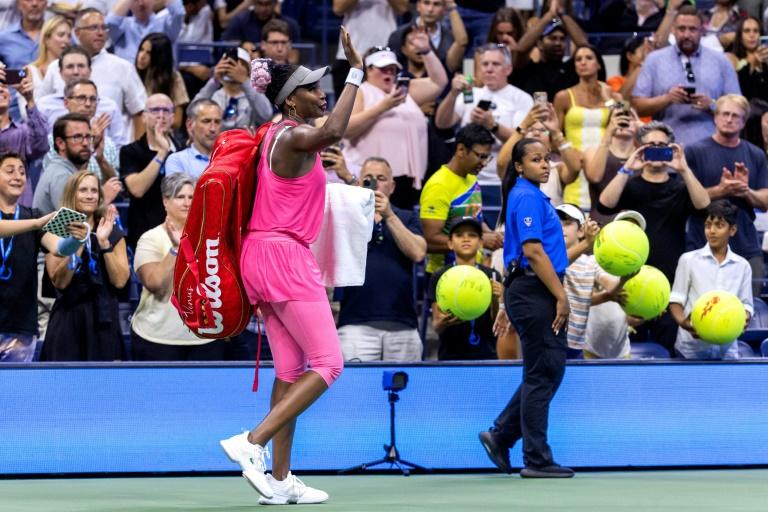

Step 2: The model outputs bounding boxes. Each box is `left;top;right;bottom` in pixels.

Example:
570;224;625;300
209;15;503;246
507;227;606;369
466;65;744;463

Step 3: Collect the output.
2;362;768;475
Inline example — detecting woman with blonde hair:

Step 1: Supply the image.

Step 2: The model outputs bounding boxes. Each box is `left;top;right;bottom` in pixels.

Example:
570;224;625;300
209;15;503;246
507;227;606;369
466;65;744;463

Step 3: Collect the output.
41;170;130;361
29;15;72;97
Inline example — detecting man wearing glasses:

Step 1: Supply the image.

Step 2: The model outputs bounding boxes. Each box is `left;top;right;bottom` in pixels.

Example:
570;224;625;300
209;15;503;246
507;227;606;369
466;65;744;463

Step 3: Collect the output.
420;123;503;277
36;46;127;148
632;4;740;146
120;94;179;249
335;156;427;363
259;19;294;65
40;79;121;189
39;9;147;144
32;113;93;214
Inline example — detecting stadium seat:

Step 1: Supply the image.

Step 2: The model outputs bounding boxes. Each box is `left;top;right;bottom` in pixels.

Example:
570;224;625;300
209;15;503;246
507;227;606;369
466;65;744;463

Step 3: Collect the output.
740;298;768;352
737;340;756;358
630;342;671;359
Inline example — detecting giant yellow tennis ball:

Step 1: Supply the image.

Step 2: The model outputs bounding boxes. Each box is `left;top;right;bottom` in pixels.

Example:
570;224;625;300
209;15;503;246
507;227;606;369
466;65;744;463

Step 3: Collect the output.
436;265;492;321
621;265;670;320
690;290;747;345
593;220;649;276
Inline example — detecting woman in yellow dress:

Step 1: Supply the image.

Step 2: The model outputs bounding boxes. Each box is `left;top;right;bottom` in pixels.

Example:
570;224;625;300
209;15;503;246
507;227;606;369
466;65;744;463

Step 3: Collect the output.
553;45;621;210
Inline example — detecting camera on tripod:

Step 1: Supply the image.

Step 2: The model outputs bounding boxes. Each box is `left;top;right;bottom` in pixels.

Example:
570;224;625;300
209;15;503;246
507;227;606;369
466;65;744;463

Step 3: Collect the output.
382;371;408;392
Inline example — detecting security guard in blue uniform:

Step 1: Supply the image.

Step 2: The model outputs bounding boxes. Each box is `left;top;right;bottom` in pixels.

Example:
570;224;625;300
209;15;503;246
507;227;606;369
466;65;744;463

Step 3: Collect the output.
478;138;574;478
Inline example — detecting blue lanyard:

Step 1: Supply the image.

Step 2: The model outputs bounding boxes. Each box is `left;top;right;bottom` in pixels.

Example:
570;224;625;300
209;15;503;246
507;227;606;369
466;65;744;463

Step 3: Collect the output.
67;232;99;276
0;205;20;281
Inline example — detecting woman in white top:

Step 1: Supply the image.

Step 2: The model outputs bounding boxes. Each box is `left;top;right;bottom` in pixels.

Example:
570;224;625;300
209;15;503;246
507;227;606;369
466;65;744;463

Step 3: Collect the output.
343;31;447;209
131;173;226;360
28;16;72;99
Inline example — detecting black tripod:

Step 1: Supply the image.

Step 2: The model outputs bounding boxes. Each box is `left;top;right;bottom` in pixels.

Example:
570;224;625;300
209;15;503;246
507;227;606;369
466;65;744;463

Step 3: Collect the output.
340;391;428;476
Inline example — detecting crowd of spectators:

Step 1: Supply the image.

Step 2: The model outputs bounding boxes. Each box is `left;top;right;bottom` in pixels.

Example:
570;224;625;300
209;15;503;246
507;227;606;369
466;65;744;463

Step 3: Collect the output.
1;0;768;364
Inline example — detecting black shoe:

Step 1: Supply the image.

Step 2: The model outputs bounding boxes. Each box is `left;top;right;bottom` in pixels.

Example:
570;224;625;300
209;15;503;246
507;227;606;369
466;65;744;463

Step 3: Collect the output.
520;465;575;478
478;431;512;474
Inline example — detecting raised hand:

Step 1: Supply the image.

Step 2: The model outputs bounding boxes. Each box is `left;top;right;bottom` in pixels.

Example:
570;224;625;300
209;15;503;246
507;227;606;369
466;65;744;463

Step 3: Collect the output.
340;26;363;69
102;177;123;205
623;145;647;173
450;73;470;94
378;87;407;112
165;215;182;247
667;143;691;174
96;205;117;249
583;217;600;245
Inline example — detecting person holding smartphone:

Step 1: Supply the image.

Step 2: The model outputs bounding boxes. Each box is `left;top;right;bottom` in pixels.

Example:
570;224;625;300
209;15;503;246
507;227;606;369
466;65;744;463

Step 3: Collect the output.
435;43;533;220
597;121;710;353
191;47;272;131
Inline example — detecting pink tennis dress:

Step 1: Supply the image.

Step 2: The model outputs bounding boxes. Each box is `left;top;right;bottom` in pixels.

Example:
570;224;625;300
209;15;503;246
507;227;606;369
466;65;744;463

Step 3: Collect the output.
240;121;328;305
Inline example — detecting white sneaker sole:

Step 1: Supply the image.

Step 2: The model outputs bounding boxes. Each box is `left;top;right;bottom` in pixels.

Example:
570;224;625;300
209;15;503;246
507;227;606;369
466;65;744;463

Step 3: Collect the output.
219;438;274;499
258;494;329;505
243;470;275;499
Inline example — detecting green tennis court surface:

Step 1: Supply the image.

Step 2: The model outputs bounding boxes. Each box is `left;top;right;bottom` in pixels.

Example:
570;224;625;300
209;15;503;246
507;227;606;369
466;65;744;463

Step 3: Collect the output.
2;471;766;511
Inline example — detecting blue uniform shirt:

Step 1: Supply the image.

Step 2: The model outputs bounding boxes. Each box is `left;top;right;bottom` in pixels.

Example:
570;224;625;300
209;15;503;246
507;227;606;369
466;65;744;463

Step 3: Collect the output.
504;177;568;274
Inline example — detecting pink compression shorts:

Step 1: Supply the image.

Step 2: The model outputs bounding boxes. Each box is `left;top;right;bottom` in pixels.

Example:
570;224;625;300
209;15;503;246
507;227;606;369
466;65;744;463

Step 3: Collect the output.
261;300;343;387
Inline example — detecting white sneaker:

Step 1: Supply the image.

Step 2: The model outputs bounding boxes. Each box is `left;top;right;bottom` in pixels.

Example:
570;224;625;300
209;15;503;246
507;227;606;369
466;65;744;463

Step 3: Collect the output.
258;472;329;505
220;432;274;498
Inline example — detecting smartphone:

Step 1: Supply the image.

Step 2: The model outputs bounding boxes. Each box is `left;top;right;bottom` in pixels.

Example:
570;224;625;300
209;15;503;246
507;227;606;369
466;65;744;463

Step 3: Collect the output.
321;145;341;168
760;35;768;46
42;207;87;238
611;100;631;127
396;75;410;93
362;177;378;191
224;47;239;62
477;99;493;111
4;69;25;85
683;86;696;97
533;91;547;105
643;146;673;162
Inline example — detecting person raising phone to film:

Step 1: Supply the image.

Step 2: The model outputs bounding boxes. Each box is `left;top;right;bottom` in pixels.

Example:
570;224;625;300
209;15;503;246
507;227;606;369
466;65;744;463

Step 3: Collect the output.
597;121;710;353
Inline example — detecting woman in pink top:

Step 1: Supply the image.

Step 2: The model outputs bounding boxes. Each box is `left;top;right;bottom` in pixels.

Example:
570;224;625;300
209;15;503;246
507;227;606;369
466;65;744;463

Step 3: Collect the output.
343;29;448;209
219;29;363;506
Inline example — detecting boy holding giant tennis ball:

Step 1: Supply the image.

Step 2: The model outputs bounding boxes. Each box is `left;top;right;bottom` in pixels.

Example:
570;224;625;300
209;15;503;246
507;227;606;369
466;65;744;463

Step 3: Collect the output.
669;201;753;359
429;217;502;360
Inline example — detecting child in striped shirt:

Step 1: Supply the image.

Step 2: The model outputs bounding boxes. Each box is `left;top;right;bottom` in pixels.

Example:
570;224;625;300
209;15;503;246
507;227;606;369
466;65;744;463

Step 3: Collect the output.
556;204;635;359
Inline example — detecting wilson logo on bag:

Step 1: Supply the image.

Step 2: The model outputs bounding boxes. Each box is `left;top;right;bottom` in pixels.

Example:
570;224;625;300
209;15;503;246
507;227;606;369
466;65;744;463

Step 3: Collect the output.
171;123;272;338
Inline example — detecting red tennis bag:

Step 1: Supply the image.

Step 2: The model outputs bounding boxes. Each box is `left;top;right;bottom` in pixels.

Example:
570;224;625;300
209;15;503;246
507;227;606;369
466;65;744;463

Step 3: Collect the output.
171;122;272;339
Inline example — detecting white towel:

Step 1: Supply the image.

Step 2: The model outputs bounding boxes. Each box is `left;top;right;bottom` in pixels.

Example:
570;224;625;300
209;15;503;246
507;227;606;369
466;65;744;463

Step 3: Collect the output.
310;183;375;287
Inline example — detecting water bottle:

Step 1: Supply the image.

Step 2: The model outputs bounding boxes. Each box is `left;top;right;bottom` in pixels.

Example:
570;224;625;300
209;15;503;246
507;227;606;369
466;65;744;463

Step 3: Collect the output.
462;75;474;104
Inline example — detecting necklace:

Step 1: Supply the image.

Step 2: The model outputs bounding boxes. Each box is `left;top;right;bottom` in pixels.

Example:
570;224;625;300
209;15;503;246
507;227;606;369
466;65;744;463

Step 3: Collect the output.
0;205;21;280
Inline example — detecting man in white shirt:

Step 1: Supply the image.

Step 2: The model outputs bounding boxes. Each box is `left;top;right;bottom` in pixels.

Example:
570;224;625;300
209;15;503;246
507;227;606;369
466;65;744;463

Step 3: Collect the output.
39;8;147;144
435;43;532;209
165;98;221;179
35;46;126;147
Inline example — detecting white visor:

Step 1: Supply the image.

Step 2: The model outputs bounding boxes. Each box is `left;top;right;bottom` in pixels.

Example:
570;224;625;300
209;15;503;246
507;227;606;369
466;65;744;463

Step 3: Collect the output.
364;50;402;69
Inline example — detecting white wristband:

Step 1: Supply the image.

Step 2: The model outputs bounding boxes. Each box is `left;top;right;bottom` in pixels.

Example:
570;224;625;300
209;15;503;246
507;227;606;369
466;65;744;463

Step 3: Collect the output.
346;68;364;87
558;142;572;151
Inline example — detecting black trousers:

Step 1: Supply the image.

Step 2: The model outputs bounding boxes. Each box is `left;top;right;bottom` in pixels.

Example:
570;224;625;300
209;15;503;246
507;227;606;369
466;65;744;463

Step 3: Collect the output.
492;275;567;468
131;330;227;361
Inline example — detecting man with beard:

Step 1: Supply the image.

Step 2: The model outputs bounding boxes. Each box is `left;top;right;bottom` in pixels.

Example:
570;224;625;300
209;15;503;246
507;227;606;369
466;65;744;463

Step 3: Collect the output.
164;99;222;179
420;123;503;276
631;4;740;146
33;113;93;214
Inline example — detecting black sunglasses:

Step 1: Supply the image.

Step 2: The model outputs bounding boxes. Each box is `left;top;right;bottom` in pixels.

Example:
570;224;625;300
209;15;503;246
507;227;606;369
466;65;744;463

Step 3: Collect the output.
685;60;695;83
